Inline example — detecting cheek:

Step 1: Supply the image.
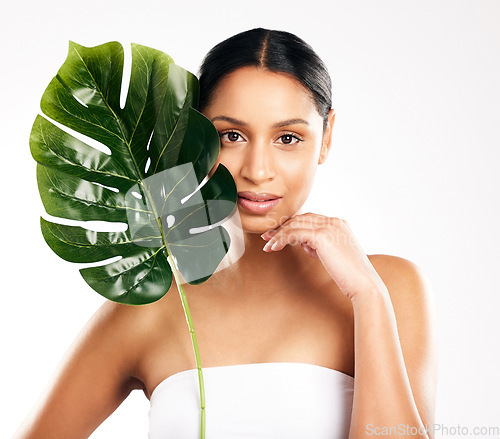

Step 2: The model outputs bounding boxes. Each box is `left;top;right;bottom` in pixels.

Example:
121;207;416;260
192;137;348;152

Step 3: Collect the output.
207;152;225;179
208;149;240;179
280;155;317;195
285;150;317;178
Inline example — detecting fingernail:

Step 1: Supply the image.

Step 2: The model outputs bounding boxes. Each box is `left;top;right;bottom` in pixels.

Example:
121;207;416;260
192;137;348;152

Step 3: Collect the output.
271;241;279;251
262;230;277;239
263;240;273;251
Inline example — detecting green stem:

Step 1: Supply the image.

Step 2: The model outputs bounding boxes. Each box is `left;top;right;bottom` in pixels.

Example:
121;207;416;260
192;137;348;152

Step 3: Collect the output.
166;253;206;439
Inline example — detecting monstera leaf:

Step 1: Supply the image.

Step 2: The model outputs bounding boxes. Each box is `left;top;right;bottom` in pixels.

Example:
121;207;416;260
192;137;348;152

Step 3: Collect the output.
30;41;237;305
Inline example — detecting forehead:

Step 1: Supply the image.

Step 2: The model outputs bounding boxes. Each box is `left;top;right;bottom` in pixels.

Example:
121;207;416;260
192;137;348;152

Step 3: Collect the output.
206;66;318;118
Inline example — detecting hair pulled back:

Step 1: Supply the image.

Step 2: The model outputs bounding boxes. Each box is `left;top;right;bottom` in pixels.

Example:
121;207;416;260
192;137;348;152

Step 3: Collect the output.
197;28;332;133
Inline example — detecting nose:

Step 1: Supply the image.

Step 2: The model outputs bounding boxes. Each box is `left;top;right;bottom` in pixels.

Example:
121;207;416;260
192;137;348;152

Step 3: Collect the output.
240;139;276;185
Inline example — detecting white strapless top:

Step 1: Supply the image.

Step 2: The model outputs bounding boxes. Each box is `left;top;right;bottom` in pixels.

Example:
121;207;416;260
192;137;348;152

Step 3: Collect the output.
149;362;354;438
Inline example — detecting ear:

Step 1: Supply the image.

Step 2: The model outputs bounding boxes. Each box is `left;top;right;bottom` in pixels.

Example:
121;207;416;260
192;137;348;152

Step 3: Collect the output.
318;108;336;164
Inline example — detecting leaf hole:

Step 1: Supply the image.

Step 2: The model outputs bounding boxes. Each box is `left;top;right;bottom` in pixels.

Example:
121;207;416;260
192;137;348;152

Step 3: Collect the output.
93;181;119;193
43;115;112;156
78;255;123;269
72;94;89;108
166;215;175;228
42;213;128;232
181;174;209;205
146;130;154;151
120;42;132;110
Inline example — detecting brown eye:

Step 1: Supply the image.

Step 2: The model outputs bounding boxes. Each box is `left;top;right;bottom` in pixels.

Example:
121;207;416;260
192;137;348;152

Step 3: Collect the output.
220;131;243;142
277;133;302;145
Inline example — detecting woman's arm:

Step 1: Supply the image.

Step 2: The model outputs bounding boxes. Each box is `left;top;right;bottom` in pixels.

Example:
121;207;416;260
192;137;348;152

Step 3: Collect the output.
13;300;148;439
261;215;438;439
348;255;438;439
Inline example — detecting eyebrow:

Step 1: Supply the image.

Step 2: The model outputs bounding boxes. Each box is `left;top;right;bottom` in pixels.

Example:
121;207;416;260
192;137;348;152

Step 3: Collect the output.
211;115;309;128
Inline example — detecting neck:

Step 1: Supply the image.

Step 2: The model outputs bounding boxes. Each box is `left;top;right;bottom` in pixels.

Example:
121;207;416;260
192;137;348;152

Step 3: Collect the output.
204;228;319;295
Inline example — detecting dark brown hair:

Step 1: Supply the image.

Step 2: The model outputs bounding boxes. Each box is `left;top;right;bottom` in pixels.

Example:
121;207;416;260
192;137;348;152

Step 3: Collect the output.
197;27;333;132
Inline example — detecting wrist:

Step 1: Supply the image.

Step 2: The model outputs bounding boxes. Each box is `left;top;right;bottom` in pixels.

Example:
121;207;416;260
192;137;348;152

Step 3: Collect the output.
349;282;390;306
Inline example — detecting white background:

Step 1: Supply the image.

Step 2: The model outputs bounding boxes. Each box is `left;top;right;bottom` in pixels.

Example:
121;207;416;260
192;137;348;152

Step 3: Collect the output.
1;0;499;437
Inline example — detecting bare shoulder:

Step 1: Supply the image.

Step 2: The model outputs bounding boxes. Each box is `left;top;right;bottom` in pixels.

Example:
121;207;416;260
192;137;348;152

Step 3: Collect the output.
90;292;169;348
367;253;436;310
13;289;173;439
366;253;437;339
84;287;178;386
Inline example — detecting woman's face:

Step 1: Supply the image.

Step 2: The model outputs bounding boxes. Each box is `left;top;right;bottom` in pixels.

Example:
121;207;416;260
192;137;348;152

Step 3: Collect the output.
202;66;334;234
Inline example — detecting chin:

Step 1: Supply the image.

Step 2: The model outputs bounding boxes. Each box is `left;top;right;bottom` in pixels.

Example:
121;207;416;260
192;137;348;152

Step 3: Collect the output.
238;212;288;234
240;222;272;235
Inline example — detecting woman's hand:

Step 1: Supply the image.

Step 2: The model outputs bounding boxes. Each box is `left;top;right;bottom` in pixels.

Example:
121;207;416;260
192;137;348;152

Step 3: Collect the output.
261;213;387;301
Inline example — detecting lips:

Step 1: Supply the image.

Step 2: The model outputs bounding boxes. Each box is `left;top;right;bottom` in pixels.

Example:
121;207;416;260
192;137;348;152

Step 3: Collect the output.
237;192;281;214
237;191;281;201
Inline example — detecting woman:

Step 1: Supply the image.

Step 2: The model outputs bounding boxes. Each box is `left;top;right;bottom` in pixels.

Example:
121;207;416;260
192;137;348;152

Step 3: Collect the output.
14;28;438;438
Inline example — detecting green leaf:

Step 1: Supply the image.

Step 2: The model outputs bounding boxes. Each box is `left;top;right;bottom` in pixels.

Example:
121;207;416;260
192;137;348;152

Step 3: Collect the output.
30;41;237;305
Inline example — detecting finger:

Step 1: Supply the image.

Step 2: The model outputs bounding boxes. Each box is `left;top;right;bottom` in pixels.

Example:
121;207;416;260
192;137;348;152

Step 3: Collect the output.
264;227;317;252
301;242;319;259
262;213;327;241
261;229;278;241
261;219;308;242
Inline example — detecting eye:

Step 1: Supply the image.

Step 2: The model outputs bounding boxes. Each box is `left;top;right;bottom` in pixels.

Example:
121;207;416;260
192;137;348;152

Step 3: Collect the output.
219;130;244;143
277;133;303;145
